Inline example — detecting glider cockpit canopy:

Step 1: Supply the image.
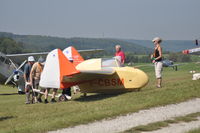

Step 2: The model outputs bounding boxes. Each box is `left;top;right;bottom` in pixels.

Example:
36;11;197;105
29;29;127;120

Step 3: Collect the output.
101;58;121;68
76;57;121;71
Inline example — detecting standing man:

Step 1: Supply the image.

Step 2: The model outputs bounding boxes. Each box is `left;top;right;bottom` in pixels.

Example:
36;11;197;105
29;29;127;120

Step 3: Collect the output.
151;37;163;88
115;45;126;66
24;56;35;104
30;57;45;103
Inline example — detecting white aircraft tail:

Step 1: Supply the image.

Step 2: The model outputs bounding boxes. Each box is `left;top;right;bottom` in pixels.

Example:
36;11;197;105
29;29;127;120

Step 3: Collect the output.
39;49;80;89
63;46;84;66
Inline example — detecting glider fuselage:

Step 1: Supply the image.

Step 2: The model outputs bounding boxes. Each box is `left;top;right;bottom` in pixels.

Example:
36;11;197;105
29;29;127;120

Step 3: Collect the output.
78;67;149;93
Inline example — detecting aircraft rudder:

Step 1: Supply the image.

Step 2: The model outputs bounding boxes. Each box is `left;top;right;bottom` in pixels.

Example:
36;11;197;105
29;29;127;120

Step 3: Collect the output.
58;49;80;76
63;46;84;66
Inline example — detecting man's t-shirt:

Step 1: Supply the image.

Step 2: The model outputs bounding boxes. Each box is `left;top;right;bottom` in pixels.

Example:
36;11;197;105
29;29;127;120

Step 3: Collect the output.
115;51;125;63
24;63;32;81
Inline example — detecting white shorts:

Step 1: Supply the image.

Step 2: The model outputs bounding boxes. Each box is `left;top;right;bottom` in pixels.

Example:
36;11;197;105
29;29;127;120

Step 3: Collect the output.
154;61;163;79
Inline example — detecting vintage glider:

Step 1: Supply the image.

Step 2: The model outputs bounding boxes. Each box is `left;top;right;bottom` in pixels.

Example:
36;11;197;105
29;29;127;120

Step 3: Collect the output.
39;48;149;93
0;48;103;93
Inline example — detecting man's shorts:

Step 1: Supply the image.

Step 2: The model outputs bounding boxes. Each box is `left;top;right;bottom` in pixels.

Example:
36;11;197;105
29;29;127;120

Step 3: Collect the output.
33;79;45;92
33;79;40;89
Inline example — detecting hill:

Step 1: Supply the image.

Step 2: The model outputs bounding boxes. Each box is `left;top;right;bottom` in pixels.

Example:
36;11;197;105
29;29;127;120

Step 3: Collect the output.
0;32;152;55
124;39;196;52
1;32;195;55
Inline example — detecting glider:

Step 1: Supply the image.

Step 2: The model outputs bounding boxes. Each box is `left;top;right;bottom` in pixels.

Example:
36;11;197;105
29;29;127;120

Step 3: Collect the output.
40;47;149;93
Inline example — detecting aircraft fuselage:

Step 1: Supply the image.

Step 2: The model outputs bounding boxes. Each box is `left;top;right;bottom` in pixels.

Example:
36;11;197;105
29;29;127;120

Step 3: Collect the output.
78;67;149;93
0;52;16;83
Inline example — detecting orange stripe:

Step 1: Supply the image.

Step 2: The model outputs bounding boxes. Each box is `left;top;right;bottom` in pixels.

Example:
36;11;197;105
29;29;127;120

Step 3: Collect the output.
58;49;80;88
71;46;84;66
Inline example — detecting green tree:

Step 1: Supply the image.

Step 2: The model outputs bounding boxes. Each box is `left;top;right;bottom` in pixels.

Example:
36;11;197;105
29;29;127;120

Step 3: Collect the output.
169;53;178;62
169;52;191;62
0;37;24;54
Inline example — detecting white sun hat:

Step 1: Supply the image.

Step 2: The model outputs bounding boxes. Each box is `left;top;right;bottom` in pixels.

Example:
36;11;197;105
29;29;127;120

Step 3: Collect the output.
152;37;162;42
28;56;35;62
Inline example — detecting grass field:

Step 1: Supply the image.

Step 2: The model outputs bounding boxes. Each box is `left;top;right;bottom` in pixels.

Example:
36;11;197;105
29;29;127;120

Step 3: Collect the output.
188;128;200;133
123;112;200;133
0;62;200;133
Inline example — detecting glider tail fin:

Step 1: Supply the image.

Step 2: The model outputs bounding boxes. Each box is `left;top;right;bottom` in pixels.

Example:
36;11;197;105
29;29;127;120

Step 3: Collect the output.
63;46;84;66
58;49;80;76
40;49;80;89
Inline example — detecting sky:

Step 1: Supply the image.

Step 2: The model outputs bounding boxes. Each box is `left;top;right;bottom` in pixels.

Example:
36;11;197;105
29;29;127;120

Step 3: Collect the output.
0;0;200;40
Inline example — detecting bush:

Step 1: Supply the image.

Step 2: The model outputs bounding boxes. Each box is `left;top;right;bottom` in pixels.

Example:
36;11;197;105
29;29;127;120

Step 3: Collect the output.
169;53;191;62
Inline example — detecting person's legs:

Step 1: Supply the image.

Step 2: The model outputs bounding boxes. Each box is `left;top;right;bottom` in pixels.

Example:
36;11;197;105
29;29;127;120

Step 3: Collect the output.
25;85;31;104
66;88;71;96
37;90;43;103
44;88;49;99
155;62;163;88
157;78;162;88
35;79;44;102
51;88;57;103
62;88;67;95
44;88;49;104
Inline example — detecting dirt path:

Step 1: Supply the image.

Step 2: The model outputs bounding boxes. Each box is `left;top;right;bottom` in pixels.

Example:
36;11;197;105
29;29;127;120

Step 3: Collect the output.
48;98;200;133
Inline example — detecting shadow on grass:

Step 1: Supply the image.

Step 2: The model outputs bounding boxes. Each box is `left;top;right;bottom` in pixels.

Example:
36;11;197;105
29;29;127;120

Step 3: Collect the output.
0;93;19;96
74;93;125;102
0;116;15;121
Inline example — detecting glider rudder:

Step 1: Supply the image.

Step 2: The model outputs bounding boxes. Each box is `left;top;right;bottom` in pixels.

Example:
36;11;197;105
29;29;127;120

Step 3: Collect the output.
63;46;84;66
39;49;80;89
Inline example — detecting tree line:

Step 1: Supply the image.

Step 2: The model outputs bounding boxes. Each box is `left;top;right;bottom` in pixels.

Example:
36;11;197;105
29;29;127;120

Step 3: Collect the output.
0;32;153;54
125;52;192;63
0;37;25;54
168;53;191;62
0;37;192;63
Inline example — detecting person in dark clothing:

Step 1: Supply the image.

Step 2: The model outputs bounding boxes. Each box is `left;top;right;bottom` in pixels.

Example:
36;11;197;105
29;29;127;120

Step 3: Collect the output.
151;37;163;88
59;59;73;101
24;56;35;104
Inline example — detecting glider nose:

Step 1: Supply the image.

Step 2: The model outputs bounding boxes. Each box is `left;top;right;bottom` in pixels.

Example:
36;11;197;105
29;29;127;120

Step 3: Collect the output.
122;67;149;89
138;70;149;88
133;69;149;88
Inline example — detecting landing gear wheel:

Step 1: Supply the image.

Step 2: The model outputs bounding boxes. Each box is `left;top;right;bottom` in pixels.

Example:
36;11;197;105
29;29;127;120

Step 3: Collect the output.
59;94;67;102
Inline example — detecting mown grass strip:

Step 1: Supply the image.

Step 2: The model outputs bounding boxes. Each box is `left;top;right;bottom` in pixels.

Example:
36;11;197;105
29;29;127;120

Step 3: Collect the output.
0;63;200;133
187;128;200;133
123;112;200;133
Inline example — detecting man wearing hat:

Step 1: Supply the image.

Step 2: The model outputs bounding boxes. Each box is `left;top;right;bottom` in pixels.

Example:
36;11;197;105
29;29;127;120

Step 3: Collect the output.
30;57;45;103
24;56;35;104
151;37;163;88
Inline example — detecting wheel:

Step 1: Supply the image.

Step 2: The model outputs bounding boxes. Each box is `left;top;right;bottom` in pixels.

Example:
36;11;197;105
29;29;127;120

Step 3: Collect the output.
59;94;67;102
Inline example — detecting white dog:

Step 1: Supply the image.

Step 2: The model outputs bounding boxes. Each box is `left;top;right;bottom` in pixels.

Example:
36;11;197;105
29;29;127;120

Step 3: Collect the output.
192;73;200;80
